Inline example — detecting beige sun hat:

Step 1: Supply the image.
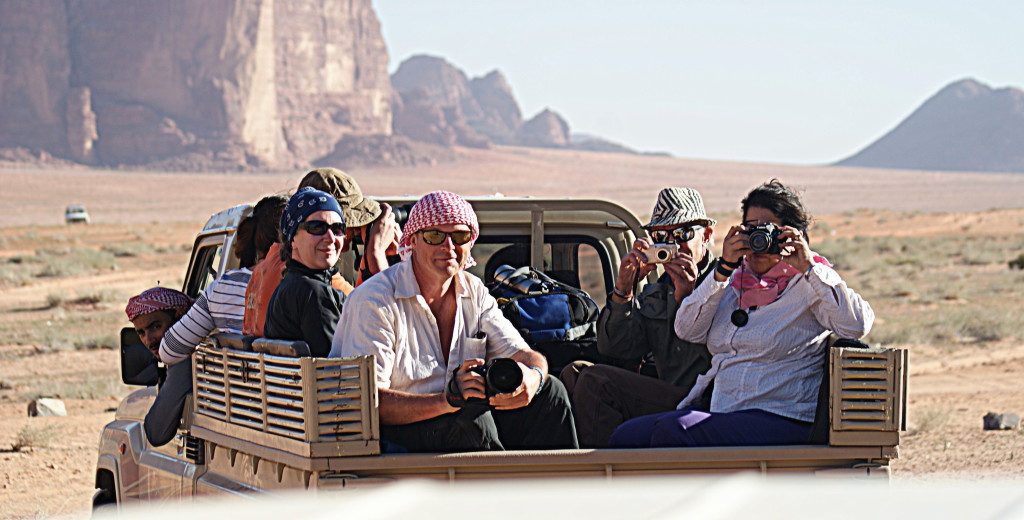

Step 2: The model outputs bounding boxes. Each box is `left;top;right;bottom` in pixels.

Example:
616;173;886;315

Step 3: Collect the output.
298;167;382;228
644;187;716;229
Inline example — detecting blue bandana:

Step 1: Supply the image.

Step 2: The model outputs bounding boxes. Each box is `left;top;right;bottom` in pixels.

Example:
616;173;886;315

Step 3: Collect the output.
280;187;344;244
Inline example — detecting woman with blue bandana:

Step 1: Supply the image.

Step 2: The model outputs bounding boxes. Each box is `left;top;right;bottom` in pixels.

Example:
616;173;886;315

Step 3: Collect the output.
264;187;347;356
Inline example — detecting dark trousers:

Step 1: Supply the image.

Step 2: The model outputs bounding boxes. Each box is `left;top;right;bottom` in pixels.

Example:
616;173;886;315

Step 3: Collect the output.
381;377;579;453
609;407;812;448
560;362;688;448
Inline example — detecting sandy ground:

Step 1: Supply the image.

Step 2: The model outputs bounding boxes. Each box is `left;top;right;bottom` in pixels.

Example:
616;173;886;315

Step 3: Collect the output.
1;149;1023;518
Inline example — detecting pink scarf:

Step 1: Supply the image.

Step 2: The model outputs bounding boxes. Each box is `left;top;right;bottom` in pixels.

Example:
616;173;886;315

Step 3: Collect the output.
730;253;831;309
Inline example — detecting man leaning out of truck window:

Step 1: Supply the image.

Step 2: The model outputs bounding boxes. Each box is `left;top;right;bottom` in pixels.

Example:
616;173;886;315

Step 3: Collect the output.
263;188;346;357
330;191;578;453
125;287;194;446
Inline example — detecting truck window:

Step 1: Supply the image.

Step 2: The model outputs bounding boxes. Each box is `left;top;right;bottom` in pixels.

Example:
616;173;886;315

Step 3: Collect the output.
469;235;610;306
577;243;606;307
184;238;224;298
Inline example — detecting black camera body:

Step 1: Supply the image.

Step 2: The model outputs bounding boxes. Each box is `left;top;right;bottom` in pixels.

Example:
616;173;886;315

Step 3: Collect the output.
470;358;523;396
391;203;416;226
742;223;782;254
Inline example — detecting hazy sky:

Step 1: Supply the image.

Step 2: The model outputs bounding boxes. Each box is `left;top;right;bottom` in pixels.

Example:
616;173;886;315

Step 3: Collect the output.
373;1;1023;165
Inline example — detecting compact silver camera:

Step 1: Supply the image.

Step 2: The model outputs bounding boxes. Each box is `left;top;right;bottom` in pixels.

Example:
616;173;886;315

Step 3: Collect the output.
646;243;678;264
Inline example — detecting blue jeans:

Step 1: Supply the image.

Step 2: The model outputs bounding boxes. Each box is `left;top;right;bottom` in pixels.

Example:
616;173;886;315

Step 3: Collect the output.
609;407;811;448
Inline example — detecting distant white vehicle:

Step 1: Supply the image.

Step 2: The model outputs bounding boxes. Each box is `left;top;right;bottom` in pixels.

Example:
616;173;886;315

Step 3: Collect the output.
65;204;90;224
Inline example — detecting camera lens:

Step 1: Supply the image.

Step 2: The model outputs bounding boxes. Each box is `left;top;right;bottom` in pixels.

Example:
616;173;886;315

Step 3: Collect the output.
484;358;523;394
391;203;414;226
748;230;771;254
656;248;671;261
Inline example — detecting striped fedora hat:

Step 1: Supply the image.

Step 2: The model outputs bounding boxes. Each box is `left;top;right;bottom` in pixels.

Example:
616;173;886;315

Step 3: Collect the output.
644;187;716;229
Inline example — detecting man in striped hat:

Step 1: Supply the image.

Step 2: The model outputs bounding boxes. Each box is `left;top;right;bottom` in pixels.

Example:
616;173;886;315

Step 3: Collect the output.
562;187;718;447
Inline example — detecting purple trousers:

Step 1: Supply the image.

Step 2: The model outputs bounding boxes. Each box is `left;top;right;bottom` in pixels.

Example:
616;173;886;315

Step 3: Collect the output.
609;407;812;448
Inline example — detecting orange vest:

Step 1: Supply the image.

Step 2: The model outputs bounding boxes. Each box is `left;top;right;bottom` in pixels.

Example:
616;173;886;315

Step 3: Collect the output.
242;243;354;337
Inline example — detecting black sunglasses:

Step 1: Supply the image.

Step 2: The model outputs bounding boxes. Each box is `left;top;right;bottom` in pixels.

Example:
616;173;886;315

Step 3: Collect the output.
301;220;345;236
419;229;473;246
650;225;701;244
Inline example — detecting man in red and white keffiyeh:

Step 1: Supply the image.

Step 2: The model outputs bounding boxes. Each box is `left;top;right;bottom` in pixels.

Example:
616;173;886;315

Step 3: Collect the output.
398;190;479;269
332;190;578;452
125;287;193;355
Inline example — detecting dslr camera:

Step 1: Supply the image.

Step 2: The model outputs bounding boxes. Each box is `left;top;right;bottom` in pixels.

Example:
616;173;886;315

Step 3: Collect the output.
646;243;678;264
742;223;783;254
470;358;523;396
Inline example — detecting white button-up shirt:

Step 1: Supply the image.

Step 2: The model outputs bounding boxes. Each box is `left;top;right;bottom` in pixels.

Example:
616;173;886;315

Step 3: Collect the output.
674;263;874;422
330;260;528;394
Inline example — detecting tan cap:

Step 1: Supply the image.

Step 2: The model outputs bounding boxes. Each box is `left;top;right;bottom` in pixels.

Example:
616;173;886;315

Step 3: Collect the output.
298;167;381;227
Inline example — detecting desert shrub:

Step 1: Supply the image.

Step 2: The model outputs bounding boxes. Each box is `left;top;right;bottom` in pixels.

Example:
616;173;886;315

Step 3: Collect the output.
101;242;157;258
45;289;120;309
910;406;952;435
33;372;127;400
12;424;57;451
1010;253;1024;270
35;247;117;278
41;330;119;352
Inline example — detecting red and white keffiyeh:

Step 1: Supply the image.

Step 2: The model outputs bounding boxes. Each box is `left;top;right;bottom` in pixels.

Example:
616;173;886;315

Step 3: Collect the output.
399;191;479;269
125;287;193;321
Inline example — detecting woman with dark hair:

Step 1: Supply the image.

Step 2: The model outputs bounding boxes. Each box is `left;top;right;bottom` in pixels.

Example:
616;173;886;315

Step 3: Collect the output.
158;194;288;365
609;180;874;448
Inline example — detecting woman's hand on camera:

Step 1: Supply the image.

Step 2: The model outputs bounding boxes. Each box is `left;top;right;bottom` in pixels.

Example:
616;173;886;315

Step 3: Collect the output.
778;226;812;272
716;225;750;281
614;238;658;300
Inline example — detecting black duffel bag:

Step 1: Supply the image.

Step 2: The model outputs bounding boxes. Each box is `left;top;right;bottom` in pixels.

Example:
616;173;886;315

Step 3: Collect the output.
488;264;600;372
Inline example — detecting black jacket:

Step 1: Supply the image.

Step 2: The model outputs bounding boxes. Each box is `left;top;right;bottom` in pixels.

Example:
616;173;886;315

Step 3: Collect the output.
264;259;346;357
596;255;716;392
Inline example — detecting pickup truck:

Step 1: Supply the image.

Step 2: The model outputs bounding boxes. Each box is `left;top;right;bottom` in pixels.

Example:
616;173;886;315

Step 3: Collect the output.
93;197;907;509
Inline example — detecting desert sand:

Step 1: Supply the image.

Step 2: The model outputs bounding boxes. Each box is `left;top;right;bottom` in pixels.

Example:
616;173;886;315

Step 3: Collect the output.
2;146;1023;519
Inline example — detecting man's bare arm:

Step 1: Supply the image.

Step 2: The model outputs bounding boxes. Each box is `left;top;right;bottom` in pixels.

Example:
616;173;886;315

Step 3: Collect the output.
377;388;456;426
509;348;548;375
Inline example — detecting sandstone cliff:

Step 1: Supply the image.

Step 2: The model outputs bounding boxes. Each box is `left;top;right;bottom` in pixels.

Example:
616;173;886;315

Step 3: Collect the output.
0;0;392;169
390;54;636;154
836;78;1024;173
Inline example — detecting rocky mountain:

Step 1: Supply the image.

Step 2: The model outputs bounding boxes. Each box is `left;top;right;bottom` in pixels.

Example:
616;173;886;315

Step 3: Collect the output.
0;0;392;170
836;78;1024;173
390;55;637;152
469;71;523;144
517;109;570;148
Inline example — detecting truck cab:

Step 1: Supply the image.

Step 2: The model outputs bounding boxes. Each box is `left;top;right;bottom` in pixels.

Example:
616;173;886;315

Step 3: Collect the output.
94;197;906;509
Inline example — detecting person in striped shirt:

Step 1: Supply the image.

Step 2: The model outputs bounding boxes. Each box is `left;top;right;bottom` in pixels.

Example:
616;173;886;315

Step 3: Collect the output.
158;194;286;365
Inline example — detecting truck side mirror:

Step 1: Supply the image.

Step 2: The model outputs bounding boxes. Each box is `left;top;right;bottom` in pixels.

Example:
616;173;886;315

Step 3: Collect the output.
120;327;160;386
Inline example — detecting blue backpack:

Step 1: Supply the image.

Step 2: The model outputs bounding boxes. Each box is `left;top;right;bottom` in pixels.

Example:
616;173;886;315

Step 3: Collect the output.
489;265;600;370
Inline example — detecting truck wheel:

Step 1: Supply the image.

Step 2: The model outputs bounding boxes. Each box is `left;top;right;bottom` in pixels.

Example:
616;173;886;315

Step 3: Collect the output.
92;470;117;514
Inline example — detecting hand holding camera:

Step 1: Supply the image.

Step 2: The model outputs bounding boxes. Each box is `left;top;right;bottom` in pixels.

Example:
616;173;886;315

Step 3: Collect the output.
645;242;679;264
719;222;813;275
740;223;783;255
448;358;531;410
